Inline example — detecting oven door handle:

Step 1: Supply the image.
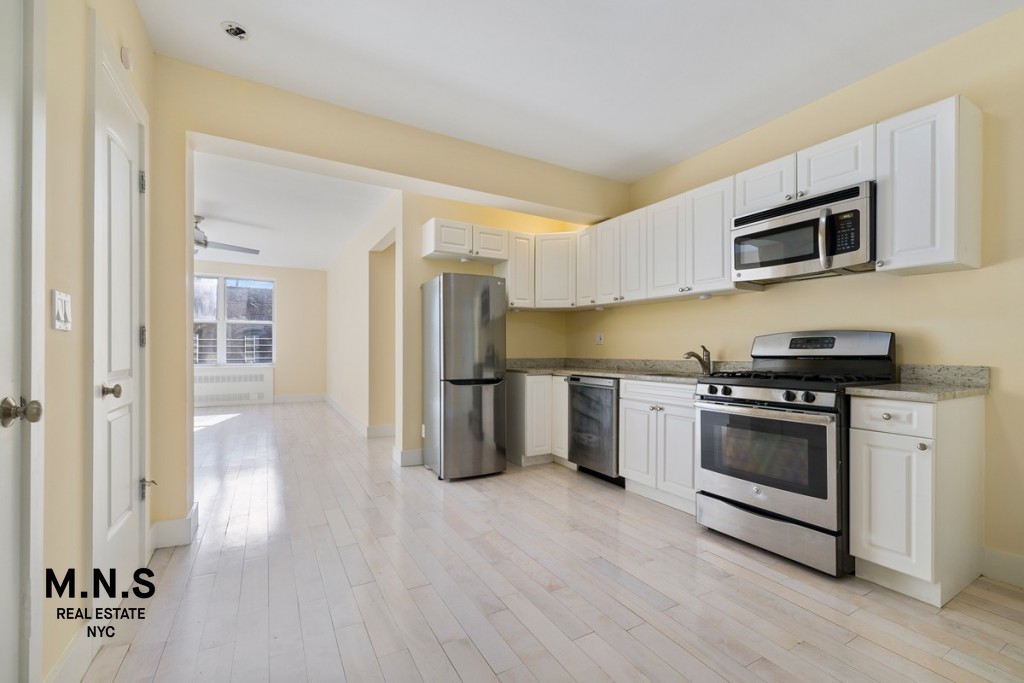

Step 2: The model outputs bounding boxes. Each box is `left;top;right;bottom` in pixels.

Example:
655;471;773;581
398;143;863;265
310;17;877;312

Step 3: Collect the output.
818;208;832;270
694;400;836;426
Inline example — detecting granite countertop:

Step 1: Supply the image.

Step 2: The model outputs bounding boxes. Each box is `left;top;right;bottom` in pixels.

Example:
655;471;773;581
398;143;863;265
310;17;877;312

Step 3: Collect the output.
509;360;990;400
507;366;701;385
846;364;989;402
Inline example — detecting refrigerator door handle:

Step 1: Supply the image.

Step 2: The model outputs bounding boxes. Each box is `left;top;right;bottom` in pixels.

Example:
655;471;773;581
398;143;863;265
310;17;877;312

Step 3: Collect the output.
446;378;504;386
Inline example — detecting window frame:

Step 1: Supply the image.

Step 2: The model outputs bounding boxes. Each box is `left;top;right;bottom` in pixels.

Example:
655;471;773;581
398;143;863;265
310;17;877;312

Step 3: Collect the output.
193;274;276;366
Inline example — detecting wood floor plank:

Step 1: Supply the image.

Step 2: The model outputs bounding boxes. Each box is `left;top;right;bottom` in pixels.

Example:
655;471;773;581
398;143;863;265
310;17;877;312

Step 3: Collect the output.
80;404;1023;683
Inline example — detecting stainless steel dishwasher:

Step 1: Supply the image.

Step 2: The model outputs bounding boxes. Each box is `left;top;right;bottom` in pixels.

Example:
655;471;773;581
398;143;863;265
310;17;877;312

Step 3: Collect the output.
567;375;620;479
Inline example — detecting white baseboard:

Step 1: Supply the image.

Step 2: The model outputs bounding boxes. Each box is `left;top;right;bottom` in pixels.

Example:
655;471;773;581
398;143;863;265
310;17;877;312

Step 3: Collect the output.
393;446;423;467
274;393;324;404
326;396;371;436
44;624;98;683
552;455;577;470
367;424;395;438
983;546;1024;589
151;502;199;549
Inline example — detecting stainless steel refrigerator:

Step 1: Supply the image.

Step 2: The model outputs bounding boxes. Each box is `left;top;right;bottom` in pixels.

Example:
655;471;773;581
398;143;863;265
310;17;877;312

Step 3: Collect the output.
422;273;507;479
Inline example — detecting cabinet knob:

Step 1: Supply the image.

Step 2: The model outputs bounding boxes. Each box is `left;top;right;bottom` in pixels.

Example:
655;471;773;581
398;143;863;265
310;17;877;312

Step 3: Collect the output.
468;249;473;253
678;287;683;292
785;194;793;201
620;296;625;301
570;302;575;307
881;412;892;420
475;250;480;255
649;405;656;411
685;287;692;292
876;260;885;268
917;442;928;451
657;405;664;411
564;377;569;382
591;299;595;304
797;190;806;198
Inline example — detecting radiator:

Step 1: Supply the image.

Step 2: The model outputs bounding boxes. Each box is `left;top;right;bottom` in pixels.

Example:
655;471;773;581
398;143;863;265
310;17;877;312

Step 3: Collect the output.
194;366;274;407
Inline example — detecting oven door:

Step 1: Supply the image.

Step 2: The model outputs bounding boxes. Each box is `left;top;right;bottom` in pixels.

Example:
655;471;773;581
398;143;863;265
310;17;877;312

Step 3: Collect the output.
695;400;839;531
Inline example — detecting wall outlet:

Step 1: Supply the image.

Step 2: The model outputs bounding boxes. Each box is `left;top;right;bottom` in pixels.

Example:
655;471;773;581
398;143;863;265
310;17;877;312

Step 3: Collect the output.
595;332;605;345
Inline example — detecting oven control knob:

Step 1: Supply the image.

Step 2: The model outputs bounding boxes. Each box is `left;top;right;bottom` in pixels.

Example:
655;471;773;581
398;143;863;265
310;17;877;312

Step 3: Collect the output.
707;385;718;395
721;386;732;396
801;391;815;403
782;390;796;402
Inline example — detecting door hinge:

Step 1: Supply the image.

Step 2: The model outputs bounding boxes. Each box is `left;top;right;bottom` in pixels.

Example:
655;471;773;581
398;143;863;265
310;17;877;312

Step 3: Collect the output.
139;478;157;501
139;324;147;348
138;170;147;194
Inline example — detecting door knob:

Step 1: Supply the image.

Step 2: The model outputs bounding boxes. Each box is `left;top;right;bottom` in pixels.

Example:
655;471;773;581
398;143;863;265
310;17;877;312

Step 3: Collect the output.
1;396;43;428
102;383;123;398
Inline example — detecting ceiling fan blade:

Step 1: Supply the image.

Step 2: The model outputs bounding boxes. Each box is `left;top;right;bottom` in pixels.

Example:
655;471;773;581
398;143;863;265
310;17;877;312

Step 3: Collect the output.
206;240;261;255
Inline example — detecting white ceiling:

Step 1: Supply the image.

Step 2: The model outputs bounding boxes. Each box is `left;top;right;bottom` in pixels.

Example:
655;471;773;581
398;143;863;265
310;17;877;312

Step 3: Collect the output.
164;1;1023;270
140;0;1022;182
193;152;396;270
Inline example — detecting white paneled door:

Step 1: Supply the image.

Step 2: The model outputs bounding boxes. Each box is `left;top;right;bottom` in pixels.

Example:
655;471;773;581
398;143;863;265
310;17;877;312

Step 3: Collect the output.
91;15;147;607
1;0;23;676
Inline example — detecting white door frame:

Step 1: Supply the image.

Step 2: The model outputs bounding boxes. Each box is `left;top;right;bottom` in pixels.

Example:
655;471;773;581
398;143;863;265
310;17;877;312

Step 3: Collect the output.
20;0;47;680
88;7;149;617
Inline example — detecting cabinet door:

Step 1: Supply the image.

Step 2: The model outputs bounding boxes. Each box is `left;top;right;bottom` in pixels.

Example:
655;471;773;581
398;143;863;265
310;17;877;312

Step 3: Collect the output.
551;376;569;458
502;232;534;309
875;96;981;273
656;403;696;500
535;233;577;308
734;155;796;216
687;177;734;294
525;375;552;457
619;208;647;302
594;218;620;305
576;225;597;307
423;218;474;258
850;428;934;581
796;125;875;199
473;226;508;261
646;195;688;299
618;399;657;486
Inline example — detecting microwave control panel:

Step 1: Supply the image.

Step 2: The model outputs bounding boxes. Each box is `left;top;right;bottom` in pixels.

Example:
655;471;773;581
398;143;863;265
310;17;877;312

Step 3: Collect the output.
831;210;860;254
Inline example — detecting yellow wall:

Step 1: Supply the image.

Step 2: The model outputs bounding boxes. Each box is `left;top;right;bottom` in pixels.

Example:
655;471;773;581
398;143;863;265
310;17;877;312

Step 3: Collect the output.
326;195;400;428
42;0;155;675
590;10;1024;560
395;194;578;452
195;261;326;398
149;55;620;535
368;244;397;427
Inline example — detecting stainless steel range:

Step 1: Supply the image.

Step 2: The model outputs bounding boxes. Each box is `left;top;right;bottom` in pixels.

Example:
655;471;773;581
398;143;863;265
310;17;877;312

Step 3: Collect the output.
695;330;896;576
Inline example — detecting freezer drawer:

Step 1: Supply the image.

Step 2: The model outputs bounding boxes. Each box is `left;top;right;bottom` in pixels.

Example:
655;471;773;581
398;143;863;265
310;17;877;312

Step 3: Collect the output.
440;380;506;479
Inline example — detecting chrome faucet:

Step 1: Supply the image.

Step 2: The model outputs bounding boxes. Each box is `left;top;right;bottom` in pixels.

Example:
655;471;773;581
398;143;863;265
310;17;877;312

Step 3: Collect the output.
684;345;712;375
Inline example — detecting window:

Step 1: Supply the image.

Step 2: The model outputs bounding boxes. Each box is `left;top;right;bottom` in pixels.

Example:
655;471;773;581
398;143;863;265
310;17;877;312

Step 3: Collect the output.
193;276;275;365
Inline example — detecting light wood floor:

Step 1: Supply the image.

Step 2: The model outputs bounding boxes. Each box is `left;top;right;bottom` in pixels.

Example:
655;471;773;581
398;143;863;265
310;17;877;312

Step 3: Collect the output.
83;402;1024;682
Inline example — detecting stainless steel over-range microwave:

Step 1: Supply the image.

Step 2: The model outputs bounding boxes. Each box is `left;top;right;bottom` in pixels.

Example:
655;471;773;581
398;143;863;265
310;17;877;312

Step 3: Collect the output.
732;181;875;284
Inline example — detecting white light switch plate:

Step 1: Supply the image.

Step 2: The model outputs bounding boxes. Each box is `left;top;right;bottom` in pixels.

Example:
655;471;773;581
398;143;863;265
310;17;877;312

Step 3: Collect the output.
52;290;72;331
595;332;605;345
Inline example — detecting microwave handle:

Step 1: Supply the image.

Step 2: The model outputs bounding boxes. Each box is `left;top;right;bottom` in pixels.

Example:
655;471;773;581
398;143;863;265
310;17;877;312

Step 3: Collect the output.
818;208;832;270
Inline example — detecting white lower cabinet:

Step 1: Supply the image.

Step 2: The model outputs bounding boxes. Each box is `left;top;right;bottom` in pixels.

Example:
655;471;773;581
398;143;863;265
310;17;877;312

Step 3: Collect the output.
618;381;697;513
507;373;570;467
551;375;569;460
849;395;985;606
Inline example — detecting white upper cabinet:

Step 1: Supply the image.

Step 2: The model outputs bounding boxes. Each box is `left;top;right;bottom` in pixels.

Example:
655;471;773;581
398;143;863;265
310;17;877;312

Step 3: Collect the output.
495;231;534;309
734;125;875;216
595;217;621;305
875;96;982;274
646;194;688;299
422;218;508;263
576;225;598;307
734;155;797;217
686;176;735;294
796;125;875;199
535;232;577;308
619;208;647;302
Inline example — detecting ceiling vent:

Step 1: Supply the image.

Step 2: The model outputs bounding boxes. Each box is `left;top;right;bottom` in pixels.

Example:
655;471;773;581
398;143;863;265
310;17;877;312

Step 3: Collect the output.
220;21;249;41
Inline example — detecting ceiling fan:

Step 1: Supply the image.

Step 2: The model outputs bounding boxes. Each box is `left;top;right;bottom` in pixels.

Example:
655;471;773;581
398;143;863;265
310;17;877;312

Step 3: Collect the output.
193;215;260;255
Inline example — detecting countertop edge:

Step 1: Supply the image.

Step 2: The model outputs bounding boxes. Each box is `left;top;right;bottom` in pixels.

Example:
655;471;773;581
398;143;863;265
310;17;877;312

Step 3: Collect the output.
507;368;700;385
846;383;989;402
